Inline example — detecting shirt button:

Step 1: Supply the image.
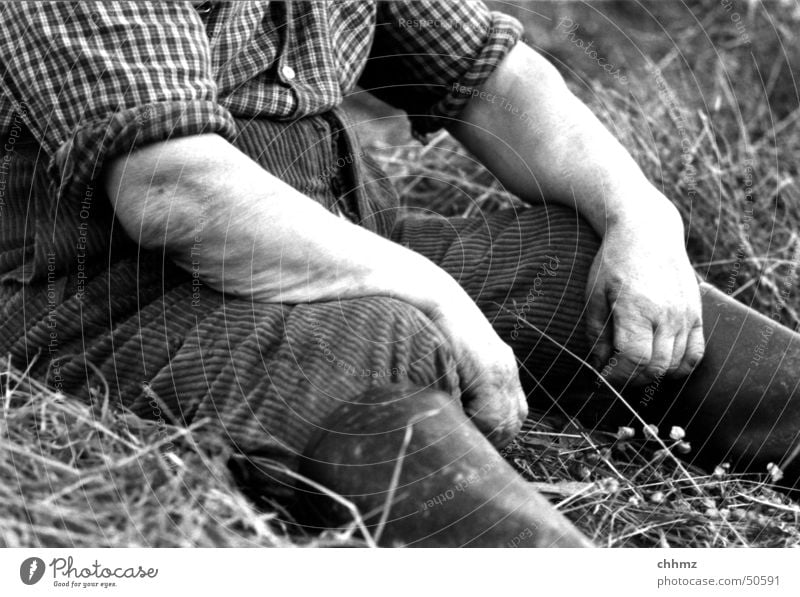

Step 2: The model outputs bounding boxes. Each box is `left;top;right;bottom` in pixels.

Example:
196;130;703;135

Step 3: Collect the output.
281;64;296;81
194;1;213;16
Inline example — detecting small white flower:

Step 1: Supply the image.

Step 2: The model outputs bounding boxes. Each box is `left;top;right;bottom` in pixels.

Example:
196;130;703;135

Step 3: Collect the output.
669;426;686;441
616;426;635;440
601;477;620;494
767;462;784;483
643;424;659;440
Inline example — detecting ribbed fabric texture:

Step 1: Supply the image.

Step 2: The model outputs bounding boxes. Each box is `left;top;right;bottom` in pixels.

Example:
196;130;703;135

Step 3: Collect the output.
391;208;601;409
0;113;599;500
0;128;128;285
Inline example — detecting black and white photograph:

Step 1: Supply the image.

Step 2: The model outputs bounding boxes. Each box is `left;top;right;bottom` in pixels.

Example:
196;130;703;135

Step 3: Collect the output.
0;0;799;594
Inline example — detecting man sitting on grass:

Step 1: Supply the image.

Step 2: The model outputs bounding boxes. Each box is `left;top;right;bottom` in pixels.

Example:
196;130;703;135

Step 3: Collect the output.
0;1;798;547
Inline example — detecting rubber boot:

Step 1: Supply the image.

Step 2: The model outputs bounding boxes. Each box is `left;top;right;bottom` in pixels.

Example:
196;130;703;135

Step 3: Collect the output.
296;384;592;547
572;282;800;488
654;282;800;487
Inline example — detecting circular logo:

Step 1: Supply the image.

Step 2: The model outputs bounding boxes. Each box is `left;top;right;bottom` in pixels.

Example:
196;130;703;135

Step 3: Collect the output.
19;557;46;585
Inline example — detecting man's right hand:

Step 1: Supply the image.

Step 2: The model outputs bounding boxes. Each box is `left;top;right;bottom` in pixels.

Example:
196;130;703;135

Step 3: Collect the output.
427;283;527;449
106;134;526;449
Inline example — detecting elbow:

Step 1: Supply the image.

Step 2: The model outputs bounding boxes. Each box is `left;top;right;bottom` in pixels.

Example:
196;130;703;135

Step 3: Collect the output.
106;168;194;251
104;134;228;249
115;181;188;251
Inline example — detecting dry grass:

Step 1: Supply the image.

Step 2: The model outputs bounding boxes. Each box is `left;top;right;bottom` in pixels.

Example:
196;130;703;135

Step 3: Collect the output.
506;417;800;548
3;347;798;548
369;113;800;546
0;362;293;548
364;0;800;547
3;1;800;548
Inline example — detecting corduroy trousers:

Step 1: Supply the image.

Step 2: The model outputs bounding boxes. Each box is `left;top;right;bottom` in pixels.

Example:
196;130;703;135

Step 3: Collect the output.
0;112;600;500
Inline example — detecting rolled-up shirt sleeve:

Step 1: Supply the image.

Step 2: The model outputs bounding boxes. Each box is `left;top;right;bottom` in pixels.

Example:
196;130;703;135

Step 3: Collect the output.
0;1;237;204
358;0;523;138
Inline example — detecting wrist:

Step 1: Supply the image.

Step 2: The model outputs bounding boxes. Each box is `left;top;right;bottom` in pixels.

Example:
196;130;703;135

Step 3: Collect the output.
606;188;684;238
383;253;465;318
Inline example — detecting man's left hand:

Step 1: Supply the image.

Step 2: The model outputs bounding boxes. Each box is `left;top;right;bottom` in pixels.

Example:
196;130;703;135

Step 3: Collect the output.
584;200;705;386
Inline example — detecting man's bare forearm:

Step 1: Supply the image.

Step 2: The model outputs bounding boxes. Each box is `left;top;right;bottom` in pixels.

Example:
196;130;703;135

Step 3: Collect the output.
448;41;703;382
448;42;682;236
104;134;459;313
104;133;529;438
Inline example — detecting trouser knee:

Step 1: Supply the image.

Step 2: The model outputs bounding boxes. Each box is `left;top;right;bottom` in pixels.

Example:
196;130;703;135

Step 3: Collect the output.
318;296;460;396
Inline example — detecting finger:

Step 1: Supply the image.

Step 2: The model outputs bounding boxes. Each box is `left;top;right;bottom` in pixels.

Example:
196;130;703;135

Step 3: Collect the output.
645;325;675;382
464;390;524;449
462;359;526;449
489;361;528;434
485;377;526;449
675;319;705;377
585;283;614;370
669;327;689;375
510;371;528;426
608;309;654;386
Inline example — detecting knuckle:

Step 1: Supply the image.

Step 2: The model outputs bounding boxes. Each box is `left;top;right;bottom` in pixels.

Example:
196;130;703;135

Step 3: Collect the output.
688;335;706;363
686;348;705;368
519;401;529;422
500;342;516;360
502;413;523;440
619;343;652;366
689;306;703;323
502;407;520;429
662;305;681;324
585;312;608;335
644;359;669;379
496;346;519;374
586;323;607;343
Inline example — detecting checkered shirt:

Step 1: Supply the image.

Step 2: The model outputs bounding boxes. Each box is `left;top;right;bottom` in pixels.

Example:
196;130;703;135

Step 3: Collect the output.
0;1;522;204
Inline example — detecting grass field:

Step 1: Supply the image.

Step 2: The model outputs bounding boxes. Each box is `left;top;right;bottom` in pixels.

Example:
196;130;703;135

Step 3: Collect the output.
3;1;800;548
